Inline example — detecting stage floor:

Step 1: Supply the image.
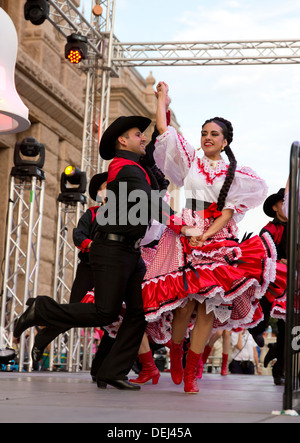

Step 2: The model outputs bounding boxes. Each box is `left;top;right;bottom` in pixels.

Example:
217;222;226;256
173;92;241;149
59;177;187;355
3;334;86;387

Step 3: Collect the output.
0;370;299;424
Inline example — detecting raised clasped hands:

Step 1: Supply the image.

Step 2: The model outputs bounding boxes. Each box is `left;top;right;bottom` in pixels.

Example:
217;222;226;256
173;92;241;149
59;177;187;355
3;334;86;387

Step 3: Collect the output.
156;81;169;94
155;81;170;109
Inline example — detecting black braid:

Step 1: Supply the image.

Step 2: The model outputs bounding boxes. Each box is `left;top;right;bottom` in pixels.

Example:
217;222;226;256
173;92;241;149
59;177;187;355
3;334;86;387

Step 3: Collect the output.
202;117;237;211
217;144;237;211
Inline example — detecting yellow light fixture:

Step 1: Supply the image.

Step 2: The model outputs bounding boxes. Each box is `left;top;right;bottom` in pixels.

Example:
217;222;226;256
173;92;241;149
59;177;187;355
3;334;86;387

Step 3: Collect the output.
64;165;75;176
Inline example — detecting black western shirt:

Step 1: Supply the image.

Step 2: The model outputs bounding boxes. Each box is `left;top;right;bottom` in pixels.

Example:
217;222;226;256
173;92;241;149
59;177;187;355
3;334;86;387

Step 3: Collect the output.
95;150;184;241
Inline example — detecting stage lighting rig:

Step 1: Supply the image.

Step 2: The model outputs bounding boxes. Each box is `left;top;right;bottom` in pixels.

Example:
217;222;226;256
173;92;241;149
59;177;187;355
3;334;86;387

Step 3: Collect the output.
11;137;45;179
65;34;88;64
59;165;87;204
24;0;49;26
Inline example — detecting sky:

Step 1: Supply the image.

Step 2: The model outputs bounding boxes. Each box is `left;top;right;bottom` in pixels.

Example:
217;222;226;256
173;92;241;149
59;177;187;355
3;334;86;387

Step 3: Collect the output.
81;0;300;237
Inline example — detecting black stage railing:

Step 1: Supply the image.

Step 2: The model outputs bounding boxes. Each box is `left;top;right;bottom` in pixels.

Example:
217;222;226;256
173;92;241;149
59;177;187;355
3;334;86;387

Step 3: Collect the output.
283;141;300;411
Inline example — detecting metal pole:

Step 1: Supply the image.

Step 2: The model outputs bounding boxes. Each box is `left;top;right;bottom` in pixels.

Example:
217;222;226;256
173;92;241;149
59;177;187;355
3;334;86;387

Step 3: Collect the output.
0;176;17;349
8;181;25;347
284;141;300;410
28;180;45;372
18;177;37;371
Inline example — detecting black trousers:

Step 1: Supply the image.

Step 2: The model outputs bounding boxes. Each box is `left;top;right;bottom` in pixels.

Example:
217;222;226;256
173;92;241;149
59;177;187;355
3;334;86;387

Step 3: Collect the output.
34;262;95;350
249;296;272;336
70;261;94;304
34;237;147;380
272;319;285;378
229;359;255;375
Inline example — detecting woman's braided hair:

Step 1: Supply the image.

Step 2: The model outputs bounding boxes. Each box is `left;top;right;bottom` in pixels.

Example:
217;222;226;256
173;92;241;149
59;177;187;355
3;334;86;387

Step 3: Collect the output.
202;117;237;211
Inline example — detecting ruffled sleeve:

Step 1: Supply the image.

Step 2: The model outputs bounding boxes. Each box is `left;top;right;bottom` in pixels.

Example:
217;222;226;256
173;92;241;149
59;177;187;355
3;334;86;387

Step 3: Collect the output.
153;126;196;187
224;166;268;222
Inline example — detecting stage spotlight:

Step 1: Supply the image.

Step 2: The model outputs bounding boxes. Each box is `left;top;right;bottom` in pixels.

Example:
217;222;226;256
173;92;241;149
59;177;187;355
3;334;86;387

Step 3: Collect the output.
11;137;45;179
59;165;87;203
64;165;84;186
65;165;76;177
65;34;88;64
24;0;50;26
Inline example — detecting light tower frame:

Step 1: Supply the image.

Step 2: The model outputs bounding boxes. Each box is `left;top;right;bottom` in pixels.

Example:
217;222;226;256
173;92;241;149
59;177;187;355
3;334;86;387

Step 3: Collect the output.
0;170;45;372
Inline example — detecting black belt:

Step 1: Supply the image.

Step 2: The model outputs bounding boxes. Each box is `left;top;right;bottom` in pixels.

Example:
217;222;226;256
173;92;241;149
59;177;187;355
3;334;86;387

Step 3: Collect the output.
185;199;213;211
94;231;142;249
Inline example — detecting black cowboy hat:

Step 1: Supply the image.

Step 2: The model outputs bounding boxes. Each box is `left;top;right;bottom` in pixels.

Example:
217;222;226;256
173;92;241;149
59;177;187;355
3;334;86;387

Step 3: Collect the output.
263;188;285;218
88;171;108;201
99;116;151;160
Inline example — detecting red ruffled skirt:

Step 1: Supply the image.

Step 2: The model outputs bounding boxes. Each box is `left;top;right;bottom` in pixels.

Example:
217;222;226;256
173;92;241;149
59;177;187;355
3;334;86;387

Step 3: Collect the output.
268;262;287;320
142;218;277;344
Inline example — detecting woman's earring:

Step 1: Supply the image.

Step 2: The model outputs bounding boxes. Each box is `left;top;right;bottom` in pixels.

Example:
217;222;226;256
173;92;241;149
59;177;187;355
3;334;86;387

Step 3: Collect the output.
197;147;202;151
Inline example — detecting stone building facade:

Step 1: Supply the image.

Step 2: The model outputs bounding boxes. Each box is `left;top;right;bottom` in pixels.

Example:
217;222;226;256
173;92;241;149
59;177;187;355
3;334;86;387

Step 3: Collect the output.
0;0;180;298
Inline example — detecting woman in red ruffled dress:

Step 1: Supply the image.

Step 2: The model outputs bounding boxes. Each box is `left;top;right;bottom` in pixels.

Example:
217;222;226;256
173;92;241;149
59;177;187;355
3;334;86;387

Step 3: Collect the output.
142;82;277;393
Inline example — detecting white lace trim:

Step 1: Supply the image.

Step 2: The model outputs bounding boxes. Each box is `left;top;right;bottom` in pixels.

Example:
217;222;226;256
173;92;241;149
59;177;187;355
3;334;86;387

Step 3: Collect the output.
258;232;278;298
191;243;242;261
270;305;286;320
212;306;264;333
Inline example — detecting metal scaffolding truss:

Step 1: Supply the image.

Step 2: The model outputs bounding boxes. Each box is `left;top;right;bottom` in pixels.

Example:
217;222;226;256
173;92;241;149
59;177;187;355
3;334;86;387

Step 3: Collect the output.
48;0;102;58
47;0;117;186
0;173;45;372
48;1;300;68
48;0;114;43
112;39;300;67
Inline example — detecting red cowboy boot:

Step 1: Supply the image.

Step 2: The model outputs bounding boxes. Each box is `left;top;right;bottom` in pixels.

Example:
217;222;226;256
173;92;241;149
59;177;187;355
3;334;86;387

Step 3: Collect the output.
129;350;160;385
196;354;204;379
202;345;212;364
170;340;184;385
184;349;201;394
221;353;229;376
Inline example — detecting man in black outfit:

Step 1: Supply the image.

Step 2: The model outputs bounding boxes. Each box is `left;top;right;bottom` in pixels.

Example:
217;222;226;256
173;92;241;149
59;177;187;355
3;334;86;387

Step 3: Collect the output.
70;171;108;303
29;172;109;364
249;188;287;385
14;116;193;390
